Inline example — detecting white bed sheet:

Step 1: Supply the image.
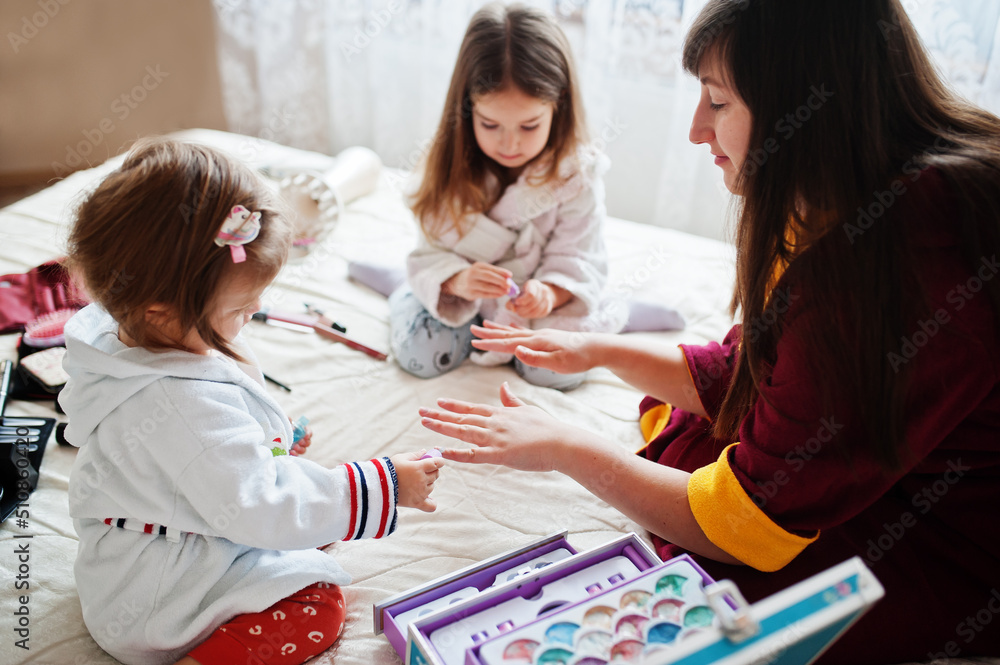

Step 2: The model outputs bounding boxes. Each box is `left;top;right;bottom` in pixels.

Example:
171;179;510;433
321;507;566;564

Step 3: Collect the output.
0;130;989;665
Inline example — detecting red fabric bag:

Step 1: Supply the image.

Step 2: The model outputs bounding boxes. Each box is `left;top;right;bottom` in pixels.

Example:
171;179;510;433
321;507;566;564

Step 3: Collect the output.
0;260;89;334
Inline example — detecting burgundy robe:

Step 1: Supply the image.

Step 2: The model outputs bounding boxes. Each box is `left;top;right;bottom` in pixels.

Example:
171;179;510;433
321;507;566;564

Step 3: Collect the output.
640;169;1000;663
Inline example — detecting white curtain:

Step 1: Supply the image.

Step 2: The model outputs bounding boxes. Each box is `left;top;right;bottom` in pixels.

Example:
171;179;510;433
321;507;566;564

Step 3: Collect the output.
212;0;1000;241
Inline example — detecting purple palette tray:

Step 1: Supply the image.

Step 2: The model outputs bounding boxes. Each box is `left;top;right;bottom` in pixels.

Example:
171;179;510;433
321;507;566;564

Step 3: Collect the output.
469;556;715;665
374;532;706;665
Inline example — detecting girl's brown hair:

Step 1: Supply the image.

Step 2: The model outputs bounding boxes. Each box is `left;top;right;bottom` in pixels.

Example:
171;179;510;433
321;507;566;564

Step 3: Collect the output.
410;2;588;237
67;138;290;360
683;0;1000;468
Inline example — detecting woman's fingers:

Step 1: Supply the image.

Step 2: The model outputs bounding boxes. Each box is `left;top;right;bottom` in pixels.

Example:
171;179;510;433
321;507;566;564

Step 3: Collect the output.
470;324;506;338
419;414;491;445
418;408;491;432
512;345;553;369
471;330;544;352
513;345;540;359
499;382;525;407
440;446;495;465
479;320;524;332
418;387;526;466
433;398;495;416
470;337;523;352
470;330;531;346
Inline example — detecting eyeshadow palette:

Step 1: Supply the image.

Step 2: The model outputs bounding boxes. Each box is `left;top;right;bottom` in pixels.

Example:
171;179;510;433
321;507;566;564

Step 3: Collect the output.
474;558;715;665
429;553;653;664
374;533;885;665
375;533;663;665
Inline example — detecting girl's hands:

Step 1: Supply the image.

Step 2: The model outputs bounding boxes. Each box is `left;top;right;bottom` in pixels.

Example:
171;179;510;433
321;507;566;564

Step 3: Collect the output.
389;451;445;512
506;279;556;319
442;262;512;301
419;382;578;472
470;321;601;375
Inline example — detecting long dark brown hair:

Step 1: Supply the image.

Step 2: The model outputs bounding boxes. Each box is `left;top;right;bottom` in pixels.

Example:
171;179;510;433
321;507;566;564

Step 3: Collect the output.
410;2;588;237
684;0;1000;468
67;138;290;360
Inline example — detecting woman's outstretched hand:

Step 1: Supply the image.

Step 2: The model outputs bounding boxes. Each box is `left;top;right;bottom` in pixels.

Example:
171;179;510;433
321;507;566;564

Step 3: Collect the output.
419;382;579;472
470;321;600;375
419;382;734;565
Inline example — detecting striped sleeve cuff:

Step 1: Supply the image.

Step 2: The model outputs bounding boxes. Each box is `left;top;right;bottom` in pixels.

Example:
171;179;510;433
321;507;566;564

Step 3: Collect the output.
688;443;818;572
342;457;399;540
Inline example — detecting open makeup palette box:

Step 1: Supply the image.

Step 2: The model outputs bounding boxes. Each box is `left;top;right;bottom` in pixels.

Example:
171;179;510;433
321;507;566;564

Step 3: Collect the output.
374;532;885;665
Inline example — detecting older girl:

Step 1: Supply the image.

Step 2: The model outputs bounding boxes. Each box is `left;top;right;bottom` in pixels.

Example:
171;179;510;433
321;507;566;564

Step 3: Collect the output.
390;3;623;390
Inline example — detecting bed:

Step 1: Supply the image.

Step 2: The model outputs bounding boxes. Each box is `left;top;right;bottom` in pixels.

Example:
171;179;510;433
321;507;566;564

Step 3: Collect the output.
0;129;992;665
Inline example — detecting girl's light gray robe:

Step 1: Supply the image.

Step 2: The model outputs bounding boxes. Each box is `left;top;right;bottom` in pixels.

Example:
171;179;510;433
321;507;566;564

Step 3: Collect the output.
60;305;397;665
406;146;627;364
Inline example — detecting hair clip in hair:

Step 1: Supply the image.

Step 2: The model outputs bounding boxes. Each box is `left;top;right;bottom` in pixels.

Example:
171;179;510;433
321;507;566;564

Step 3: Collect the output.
215;205;261;263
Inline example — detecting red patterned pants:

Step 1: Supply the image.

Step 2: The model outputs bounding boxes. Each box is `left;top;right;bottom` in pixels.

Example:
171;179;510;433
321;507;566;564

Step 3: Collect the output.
188;583;346;665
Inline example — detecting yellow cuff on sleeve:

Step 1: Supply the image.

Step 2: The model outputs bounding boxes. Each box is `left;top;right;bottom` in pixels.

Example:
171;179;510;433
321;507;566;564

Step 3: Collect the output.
688;443;818;572
639;403;673;444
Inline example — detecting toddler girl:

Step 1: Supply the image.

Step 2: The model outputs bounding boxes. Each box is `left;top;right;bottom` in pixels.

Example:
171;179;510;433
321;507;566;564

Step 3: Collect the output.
60;138;443;665
390;2;624;390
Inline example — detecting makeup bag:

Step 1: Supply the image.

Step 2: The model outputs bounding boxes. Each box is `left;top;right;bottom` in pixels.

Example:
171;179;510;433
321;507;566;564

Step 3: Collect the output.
0;260;88;335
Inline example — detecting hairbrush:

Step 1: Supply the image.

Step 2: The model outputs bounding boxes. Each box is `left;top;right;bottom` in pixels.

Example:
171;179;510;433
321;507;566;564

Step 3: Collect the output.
22;307;79;348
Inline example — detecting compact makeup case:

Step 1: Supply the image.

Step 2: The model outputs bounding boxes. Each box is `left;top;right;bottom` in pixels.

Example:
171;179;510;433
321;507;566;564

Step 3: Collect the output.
0;358;56;523
0;415;53;523
374;532;884;665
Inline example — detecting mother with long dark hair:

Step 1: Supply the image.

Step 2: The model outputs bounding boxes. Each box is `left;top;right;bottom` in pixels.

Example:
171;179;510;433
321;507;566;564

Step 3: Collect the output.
419;1;1000;660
